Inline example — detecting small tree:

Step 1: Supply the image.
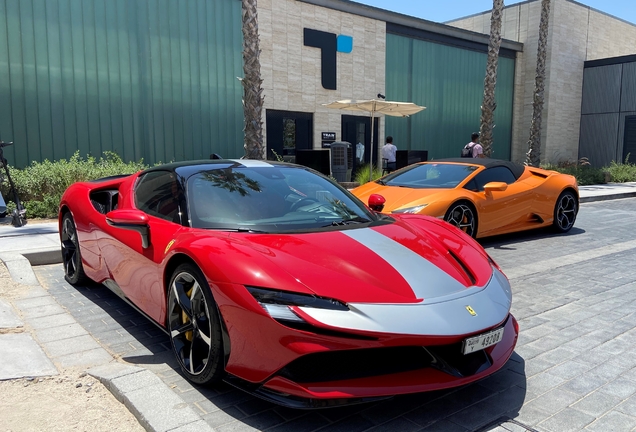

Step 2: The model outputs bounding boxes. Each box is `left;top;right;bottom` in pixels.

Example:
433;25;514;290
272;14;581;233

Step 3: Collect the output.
241;0;265;160
526;0;551;166
480;0;504;157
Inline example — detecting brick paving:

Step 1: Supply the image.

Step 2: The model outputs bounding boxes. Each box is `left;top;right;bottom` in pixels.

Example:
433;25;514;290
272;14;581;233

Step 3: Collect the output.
35;197;636;431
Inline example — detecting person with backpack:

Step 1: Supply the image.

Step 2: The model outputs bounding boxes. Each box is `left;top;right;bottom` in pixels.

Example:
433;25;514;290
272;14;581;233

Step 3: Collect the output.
461;132;484;158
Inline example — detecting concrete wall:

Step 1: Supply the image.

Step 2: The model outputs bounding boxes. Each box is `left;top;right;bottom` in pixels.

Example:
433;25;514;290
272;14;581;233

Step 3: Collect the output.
258;0;386;153
448;0;636;165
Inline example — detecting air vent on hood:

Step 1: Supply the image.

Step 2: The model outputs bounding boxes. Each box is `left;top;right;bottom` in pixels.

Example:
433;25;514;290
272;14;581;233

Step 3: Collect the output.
448;250;477;285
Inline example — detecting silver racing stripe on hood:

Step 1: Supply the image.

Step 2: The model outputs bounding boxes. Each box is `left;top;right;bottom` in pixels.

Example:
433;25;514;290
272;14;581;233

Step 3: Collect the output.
342;228;469;300
298;267;512;336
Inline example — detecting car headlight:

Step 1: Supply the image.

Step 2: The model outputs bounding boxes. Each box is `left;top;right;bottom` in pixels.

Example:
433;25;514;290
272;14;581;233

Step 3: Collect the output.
392;204;428;214
247;287;348;323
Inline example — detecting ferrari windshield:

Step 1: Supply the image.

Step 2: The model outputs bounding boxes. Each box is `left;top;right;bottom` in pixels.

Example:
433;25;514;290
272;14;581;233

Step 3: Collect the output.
379;163;479;189
186;164;378;232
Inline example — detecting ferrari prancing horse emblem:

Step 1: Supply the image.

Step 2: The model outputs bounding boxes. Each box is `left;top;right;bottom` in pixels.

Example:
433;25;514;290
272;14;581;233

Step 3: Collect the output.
165;239;176;254
465;305;477;316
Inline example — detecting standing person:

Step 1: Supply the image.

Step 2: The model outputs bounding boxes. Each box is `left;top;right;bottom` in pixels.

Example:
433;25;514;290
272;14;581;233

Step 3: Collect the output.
381;136;397;172
462;132;485;158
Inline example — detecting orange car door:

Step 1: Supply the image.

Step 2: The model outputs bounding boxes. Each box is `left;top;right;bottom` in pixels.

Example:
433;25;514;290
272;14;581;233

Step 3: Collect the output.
467;167;532;236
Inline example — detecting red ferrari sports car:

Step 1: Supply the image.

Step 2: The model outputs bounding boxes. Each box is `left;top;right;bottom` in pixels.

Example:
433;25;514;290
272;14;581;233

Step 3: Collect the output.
59;159;518;408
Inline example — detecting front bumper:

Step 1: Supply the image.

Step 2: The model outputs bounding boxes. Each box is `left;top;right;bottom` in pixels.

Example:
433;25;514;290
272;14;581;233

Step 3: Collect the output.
212;267;517;408
218;305;518;408
256;314;517;405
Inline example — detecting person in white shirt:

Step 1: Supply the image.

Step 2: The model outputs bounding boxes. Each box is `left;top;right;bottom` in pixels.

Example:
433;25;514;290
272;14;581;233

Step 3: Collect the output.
381;136;397;172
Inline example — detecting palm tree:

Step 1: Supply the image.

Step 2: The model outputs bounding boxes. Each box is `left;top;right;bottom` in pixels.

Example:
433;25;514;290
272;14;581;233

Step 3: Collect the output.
479;0;504;157
241;0;265;160
526;0;551;166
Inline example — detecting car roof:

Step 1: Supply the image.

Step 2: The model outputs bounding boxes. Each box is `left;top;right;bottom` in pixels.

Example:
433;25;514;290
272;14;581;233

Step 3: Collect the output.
426;158;526;180
141;159;300;177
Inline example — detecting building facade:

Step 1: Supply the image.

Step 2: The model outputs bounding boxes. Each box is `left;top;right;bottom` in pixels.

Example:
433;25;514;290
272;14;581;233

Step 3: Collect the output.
259;0;520;168
448;0;636;166
0;0;246;168
0;0;521;170
579;55;636;166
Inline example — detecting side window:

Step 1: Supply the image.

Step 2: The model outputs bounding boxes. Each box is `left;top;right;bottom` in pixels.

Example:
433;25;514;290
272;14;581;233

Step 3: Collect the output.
469;167;517;192
135;171;186;224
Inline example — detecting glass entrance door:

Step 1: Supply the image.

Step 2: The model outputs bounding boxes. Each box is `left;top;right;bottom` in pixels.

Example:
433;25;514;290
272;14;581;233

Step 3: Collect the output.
341;115;378;177
266;110;313;163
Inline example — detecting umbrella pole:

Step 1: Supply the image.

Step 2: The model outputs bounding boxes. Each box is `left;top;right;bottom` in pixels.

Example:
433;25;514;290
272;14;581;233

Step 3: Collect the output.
369;103;376;183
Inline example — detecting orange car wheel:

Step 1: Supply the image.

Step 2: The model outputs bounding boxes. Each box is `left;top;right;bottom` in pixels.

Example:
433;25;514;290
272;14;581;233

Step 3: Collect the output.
444;202;478;238
553;190;578;233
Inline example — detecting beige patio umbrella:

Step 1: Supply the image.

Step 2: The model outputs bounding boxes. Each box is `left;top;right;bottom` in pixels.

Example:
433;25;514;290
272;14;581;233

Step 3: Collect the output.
323;99;426;182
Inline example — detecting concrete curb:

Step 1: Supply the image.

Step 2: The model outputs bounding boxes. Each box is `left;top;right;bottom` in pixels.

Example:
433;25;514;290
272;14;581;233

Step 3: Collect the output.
0;252;41;286
579;191;636;203
88;364;215;432
22;248;63;266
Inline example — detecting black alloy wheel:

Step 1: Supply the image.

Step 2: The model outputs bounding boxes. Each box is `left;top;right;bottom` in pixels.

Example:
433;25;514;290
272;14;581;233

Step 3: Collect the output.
61;212;88;285
553;191;578;233
444;202;477;238
168;263;224;385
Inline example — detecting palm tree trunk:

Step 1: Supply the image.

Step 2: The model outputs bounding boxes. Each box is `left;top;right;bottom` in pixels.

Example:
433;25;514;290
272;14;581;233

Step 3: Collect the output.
480;0;504;158
241;0;264;160
526;0;551;167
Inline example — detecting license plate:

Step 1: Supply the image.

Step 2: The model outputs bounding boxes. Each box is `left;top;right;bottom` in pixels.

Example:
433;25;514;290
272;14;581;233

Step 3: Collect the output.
462;327;504;355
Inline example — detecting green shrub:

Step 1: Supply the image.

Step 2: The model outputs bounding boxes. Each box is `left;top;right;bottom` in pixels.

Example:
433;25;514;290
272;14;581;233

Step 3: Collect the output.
606;156;636;183
0;151;149;219
354;164;384;185
542;158;605;186
543;155;636;185
551;165;605;186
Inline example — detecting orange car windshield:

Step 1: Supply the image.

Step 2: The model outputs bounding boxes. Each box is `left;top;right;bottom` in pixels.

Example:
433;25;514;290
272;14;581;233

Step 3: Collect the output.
380;163;478;189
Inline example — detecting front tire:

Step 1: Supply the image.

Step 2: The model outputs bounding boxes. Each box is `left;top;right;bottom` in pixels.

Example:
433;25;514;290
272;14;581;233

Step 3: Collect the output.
444;202;478;238
61;212;88;285
553;190;578;233
167;263;224;385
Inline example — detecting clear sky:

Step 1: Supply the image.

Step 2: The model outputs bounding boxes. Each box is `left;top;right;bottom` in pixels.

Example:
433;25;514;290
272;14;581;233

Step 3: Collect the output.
352;0;636;25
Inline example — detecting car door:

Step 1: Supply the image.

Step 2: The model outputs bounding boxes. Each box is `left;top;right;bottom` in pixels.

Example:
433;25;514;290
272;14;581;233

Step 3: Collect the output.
465;166;532;236
99;170;188;323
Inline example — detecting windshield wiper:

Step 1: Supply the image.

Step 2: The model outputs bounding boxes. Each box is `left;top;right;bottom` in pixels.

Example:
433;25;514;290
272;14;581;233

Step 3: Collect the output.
236;227;268;233
323;217;371;227
376;179;386;185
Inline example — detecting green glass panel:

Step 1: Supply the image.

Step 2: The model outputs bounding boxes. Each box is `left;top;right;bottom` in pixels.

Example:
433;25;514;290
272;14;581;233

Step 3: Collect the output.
0;0;243;168
386;33;515;161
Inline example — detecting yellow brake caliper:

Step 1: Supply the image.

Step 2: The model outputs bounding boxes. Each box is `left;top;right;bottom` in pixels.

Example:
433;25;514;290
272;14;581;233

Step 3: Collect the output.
182;286;194;342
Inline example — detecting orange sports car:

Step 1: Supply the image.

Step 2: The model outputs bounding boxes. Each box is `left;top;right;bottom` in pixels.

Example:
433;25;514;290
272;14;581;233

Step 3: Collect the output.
352;158;579;238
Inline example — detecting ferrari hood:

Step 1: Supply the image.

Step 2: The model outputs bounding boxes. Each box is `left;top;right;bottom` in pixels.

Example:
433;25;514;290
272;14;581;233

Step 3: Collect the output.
230;219;493;304
354;183;456;212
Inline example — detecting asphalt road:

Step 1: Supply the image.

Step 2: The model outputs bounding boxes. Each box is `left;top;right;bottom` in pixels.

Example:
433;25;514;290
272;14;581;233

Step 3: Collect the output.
34;197;636;432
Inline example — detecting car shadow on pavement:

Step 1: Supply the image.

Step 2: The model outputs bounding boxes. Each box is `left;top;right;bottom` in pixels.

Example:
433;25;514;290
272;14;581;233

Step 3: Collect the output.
43;264;530;430
479;226;585;250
